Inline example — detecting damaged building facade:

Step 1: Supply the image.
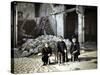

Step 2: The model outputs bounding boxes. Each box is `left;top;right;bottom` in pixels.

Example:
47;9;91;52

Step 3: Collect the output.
11;1;97;73
11;2;97;52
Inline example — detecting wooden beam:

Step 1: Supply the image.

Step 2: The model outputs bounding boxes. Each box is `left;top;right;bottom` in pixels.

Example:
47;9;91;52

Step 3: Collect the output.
50;7;76;15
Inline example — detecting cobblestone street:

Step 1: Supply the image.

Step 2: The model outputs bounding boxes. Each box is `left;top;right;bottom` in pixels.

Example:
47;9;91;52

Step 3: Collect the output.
12;50;97;74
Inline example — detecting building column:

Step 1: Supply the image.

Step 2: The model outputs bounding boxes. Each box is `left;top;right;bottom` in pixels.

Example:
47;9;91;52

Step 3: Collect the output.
13;2;18;48
53;15;57;36
76;6;85;46
56;13;64;37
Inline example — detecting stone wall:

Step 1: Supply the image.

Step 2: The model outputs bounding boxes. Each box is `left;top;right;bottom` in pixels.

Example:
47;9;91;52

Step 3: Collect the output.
38;4;65;37
38;4;56;35
17;2;35;20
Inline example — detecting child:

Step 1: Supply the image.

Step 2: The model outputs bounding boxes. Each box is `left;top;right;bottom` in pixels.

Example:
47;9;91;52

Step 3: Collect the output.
42;43;52;66
70;37;80;62
57;36;69;64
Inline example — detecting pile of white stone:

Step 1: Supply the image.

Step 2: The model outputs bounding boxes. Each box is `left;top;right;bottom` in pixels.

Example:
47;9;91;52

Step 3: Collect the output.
21;35;71;57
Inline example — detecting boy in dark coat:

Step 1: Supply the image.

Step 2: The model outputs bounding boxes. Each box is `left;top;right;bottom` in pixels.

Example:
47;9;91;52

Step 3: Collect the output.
70;37;80;62
42;43;52;66
57;37;69;63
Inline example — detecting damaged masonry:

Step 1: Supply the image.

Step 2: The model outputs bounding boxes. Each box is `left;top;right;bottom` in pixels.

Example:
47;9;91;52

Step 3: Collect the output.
11;1;97;74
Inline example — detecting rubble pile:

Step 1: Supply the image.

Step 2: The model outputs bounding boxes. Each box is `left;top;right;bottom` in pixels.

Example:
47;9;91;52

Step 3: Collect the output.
20;35;71;57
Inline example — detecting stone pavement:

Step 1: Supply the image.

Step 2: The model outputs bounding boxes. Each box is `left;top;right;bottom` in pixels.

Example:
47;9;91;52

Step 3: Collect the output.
12;50;97;74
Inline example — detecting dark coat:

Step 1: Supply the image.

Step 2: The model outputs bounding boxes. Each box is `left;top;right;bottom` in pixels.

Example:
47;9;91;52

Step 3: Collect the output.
57;41;68;62
70;42;80;56
57;41;67;53
42;47;52;63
